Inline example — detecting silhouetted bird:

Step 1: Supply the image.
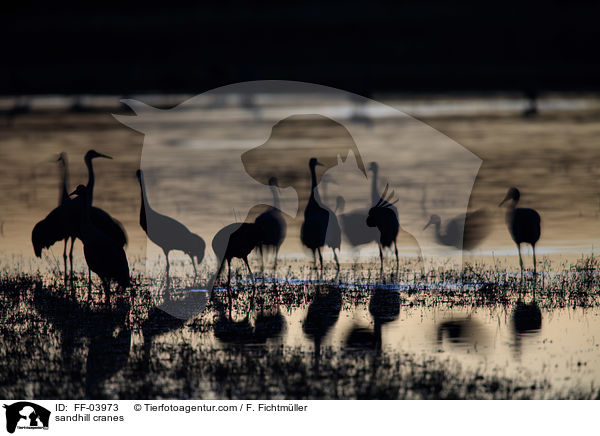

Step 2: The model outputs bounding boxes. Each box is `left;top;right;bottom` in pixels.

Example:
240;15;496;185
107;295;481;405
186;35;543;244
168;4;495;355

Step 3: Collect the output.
301;158;341;270
70;185;130;303
212;222;261;288
136;169;205;277
423;209;490;250
254;177;287;270
303;286;342;369
56;152;76;277
366;184;400;270
32;151;127;276
499;187;541;273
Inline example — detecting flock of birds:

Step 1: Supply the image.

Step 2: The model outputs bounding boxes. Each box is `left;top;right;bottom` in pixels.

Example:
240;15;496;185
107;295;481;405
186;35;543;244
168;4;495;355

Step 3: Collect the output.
31;150;542;304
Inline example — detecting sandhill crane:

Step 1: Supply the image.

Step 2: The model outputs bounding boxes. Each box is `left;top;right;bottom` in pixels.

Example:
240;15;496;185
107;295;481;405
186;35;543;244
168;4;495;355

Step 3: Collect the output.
300;158;341;270
32;151;127;278
136;170;205;278
366;185;400;270
254;177;287;270
70;185;130;303
212;222;261;289
423;209;490;250
499;187;541;273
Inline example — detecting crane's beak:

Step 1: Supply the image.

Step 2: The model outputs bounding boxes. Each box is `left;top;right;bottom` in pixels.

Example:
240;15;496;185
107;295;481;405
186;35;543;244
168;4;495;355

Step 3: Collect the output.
315;160;324;167
68;189;78;197
498;195;509;207
423;219;433;231
98;153;112;159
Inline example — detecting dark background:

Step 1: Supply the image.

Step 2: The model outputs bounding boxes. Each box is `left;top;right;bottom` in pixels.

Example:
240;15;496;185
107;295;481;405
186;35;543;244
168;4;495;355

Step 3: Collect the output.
1;1;599;95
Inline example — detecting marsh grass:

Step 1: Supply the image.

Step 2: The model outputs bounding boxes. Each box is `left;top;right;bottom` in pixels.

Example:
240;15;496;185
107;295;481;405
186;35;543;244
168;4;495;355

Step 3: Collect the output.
1;256;600;399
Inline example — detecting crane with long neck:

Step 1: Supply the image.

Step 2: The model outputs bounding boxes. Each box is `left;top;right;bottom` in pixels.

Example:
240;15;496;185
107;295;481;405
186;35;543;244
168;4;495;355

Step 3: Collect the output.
70;184;130;304
499;187;541;274
301;158;341;270
136;169;205;279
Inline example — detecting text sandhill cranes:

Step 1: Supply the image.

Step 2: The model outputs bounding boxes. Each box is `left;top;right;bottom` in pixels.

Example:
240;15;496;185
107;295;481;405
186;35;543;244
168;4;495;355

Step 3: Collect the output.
32;150;127;280
136;169;205;279
69;185;130;303
301;158;341;270
499;187;541;274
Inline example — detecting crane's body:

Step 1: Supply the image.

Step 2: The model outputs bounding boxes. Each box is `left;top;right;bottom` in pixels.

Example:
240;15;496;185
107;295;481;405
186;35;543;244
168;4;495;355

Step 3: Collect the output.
499;187;541;273
300;158;341;270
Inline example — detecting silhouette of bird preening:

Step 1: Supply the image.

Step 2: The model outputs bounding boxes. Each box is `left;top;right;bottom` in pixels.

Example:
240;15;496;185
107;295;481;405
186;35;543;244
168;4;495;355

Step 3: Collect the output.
254;177;287;270
32;150;127;280
136;169;205;279
423;209;490;250
69;184;130;303
301;158;341;270
499;187;541;274
366;184;400;270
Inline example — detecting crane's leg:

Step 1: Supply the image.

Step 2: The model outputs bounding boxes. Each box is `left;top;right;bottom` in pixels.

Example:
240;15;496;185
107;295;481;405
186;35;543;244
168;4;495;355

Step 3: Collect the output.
333;248;340;271
378;243;384;272
532;244;537;275
190;255;197;281
517;244;523;272
274;246;280;273
394;240;399;270
103;279;110;305
164;250;170;277
63;238;68;282
312;249;317;270
317;248;324;272
243;256;256;305
227;259;231;290
259;244;265;274
69;237;75;280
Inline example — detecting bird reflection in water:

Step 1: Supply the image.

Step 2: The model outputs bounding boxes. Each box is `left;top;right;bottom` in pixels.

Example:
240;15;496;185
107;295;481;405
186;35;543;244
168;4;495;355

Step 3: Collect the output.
435;317;487;353
303;285;342;371
32;287;131;399
511;299;542;359
345;286;400;352
212;287;285;347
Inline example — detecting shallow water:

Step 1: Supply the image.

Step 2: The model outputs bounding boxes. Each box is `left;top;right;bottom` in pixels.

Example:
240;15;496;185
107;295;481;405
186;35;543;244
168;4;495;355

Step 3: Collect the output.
2;93;600;399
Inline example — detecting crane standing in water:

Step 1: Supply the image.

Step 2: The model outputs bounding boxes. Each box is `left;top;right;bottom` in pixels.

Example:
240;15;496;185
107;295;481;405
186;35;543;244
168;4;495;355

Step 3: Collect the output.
32;150;127;280
70;185;130;303
499;187;541;274
366;184;400;270
212;222;261;292
254;177;287;270
136;170;205;279
301;158;341;270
